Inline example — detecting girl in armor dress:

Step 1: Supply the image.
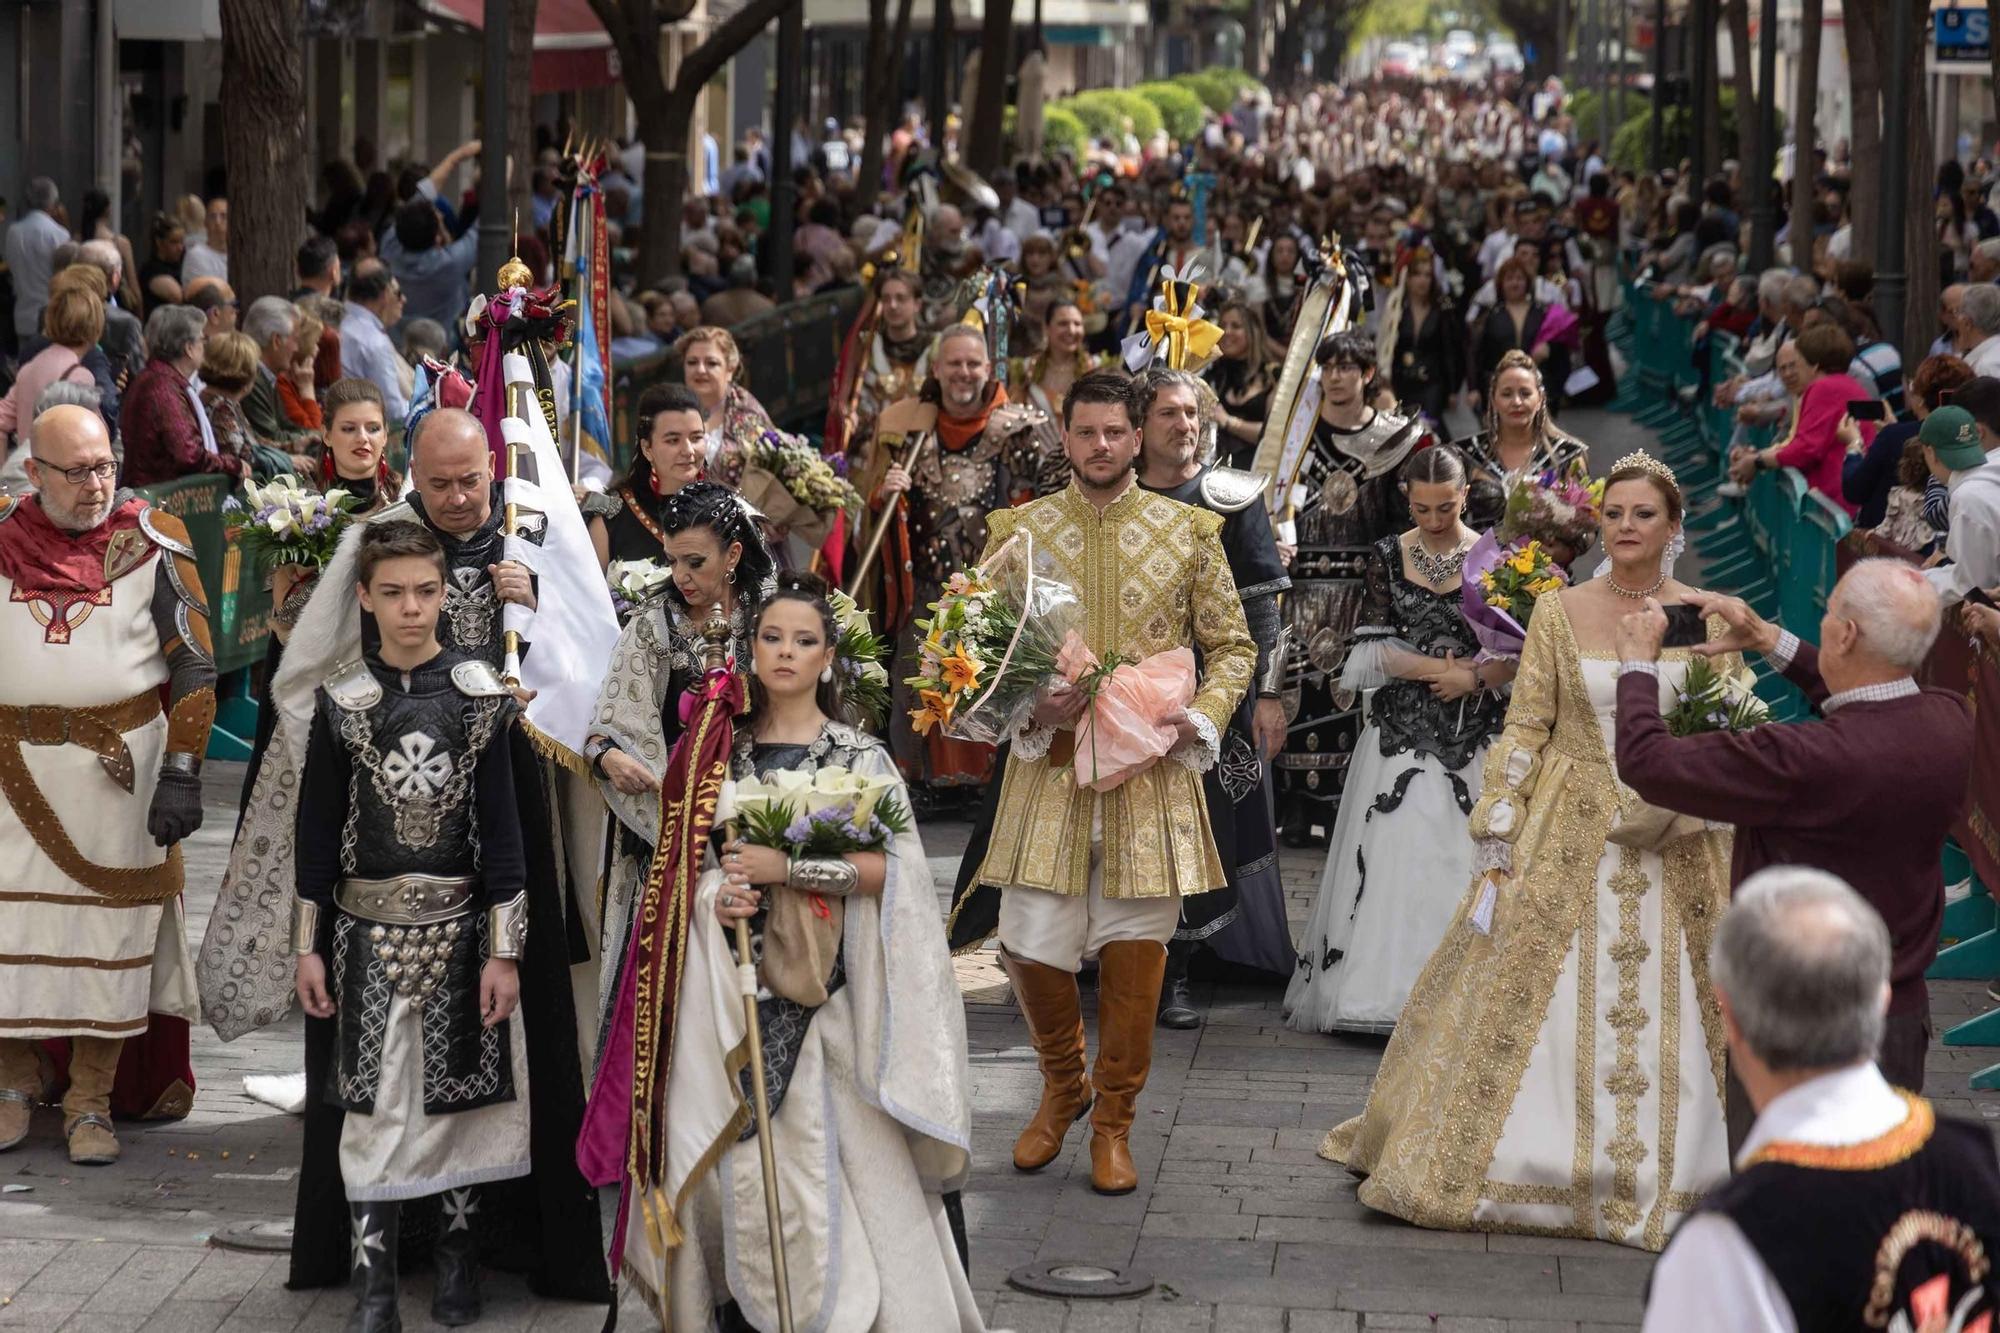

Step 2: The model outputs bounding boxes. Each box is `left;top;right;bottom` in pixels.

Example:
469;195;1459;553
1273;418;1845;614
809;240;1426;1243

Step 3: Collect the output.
1459;349;1589;535
1285;447;1512;1034
654;576;985;1331
584;482;777;1057
583;383;711;600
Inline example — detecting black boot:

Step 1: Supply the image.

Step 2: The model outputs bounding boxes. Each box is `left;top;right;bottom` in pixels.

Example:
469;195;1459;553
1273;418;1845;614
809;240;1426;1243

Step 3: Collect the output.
1157;940;1202;1030
430;1187;483;1326
346;1201;402;1333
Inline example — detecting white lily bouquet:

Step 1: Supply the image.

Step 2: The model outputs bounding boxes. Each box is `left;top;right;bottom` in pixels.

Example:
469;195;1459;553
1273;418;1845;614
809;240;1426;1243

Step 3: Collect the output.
1664;658;1770;737
605;557;674;618
716;765;911;1006
221;475;363;574
719;765;911;858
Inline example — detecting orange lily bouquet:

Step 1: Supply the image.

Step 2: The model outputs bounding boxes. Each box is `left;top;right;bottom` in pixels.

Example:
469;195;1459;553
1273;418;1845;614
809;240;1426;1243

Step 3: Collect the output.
905;534;1084;745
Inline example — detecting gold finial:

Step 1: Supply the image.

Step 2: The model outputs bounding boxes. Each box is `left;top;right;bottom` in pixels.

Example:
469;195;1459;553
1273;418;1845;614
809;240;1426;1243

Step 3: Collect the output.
1611;450;1679;489
497;208;531;291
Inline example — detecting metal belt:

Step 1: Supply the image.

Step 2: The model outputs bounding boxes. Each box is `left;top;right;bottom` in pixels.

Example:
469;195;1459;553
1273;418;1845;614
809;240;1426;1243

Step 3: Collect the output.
336;874;477;925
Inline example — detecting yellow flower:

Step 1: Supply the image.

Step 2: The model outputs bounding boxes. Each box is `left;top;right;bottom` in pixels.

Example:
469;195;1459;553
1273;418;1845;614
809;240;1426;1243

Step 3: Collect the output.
940;648;982;692
910;688;956;736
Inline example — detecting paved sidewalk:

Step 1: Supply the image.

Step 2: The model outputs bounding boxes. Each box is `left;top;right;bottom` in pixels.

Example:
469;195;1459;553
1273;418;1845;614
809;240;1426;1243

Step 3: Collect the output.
5;412;1998;1332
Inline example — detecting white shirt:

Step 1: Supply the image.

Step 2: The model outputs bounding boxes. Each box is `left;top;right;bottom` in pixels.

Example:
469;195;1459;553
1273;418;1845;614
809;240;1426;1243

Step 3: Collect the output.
181;241;229;286
1642;1063;1912;1333
1924;458;2000;605
1476;227;1519;280
1968;335;2000;378
1000;197;1043;247
184;372;220;455
339;301;411;424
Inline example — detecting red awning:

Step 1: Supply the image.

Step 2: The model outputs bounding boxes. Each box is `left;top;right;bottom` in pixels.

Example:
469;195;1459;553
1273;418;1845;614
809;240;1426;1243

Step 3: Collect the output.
421;0;622;93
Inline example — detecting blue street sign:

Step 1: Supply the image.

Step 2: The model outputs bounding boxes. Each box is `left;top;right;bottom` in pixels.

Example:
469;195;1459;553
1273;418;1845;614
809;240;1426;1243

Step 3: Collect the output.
1938;8;1991;63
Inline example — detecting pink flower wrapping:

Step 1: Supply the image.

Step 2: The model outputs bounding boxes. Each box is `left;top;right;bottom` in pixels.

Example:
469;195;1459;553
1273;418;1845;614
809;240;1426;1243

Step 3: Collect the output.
1058;632;1197;792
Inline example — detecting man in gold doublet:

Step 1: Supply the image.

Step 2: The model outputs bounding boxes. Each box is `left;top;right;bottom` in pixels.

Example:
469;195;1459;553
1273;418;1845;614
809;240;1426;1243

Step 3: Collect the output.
975;370;1254;1195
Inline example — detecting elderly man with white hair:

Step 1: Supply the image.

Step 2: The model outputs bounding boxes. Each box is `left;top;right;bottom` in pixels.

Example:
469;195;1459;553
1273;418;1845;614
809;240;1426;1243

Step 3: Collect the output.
1612;560;1973;1150
1642;868;2000;1333
239;294;313;448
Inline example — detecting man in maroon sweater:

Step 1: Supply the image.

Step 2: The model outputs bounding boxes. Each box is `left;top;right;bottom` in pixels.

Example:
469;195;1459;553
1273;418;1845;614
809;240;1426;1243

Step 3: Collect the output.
1612;560;1972;1151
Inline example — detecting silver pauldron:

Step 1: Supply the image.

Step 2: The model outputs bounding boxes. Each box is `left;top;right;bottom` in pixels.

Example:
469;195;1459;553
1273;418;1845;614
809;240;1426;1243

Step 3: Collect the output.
1260;625;1293;696
787;856;860;897
487;891;529;959
291;897;323;956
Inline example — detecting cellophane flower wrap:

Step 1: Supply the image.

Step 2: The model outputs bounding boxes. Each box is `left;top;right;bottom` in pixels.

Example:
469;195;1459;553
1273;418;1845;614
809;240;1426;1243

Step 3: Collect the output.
1462;467;1602;659
605;558;672;619
829;589;892;729
904;533;1085;745
1056;634;1196;792
716;765;911;856
747;428;861;515
1664;657;1770;737
222;475;363;575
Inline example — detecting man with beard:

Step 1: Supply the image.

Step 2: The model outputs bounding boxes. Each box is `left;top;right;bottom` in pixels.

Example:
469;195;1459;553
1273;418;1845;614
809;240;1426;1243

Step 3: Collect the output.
968;370;1253;1195
204;407;608;1305
1124;197;1204;329
0;405;215;1165
1134;370;1294;1025
856;322;1062;803
1274;331;1422;848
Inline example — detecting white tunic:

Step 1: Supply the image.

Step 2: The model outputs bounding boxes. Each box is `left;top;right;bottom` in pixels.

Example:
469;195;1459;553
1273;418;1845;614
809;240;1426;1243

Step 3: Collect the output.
0;553;194;1038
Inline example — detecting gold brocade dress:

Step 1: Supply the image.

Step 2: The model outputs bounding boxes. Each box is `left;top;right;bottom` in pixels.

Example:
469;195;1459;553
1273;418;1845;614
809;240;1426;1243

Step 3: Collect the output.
1320;592;1736;1252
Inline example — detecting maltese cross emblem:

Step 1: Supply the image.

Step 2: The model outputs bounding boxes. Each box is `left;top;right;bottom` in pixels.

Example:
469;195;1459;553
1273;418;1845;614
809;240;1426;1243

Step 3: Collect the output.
382;731;451;798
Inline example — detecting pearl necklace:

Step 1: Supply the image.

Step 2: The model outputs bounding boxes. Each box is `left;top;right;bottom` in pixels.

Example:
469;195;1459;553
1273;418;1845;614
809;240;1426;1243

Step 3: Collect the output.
1605;572;1666;600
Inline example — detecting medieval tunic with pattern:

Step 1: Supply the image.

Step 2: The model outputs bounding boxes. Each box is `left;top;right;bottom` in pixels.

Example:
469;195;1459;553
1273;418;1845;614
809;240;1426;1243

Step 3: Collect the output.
975;482;1257;901
0;494;214;1039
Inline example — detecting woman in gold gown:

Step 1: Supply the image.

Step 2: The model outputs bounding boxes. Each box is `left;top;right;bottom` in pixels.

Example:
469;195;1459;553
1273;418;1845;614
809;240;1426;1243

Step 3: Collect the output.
1321;453;1737;1253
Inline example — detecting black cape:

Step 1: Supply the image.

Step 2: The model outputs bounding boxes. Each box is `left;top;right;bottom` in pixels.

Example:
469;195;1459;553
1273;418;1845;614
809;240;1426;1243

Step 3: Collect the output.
288;724;610;1306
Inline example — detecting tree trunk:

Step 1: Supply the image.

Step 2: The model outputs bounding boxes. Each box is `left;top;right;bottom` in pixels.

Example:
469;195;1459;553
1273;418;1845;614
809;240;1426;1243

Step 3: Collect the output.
1790;0;1822;268
1901;0;1939;362
856;0;891;209
1727;0;1754;163
1846;0;1881;263
929;0;953;145
966;0;1013;172
1700;2;1722;178
507;0;538;236
856;0;914;209
1495;0;1560;85
218;0;306;306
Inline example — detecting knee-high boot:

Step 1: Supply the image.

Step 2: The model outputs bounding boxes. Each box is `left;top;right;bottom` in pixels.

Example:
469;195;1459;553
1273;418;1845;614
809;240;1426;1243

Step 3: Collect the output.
346;1201;402;1333
1090;940;1167;1195
1002;948;1093;1172
62;1035;123;1165
430;1186;483;1325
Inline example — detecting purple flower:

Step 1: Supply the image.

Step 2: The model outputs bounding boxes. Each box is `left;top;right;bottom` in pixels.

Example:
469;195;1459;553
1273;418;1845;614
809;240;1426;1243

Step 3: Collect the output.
784;815;814;845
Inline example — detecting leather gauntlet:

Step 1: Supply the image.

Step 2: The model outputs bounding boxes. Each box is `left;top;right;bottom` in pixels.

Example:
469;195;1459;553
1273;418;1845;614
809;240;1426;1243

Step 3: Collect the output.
786;856;860;897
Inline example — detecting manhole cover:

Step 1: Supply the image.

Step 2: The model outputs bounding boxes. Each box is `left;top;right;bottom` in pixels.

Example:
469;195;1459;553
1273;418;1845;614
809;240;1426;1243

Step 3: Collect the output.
209;1220;293;1253
1007;1259;1153;1299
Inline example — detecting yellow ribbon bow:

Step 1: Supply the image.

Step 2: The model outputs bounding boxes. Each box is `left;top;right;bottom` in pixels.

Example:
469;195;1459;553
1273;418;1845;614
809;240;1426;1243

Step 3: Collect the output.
1144;308;1223;368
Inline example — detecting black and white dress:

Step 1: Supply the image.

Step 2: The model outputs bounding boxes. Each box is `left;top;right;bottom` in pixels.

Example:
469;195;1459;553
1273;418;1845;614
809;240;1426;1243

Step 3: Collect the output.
1285;534;1506;1034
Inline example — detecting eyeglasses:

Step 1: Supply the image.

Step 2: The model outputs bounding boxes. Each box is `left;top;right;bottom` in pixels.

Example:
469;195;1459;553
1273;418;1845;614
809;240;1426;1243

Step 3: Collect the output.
32;457;117;485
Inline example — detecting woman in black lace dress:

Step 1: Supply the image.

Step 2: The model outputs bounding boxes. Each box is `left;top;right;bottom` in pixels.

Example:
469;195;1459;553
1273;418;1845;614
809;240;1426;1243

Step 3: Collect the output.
1284;447;1513;1034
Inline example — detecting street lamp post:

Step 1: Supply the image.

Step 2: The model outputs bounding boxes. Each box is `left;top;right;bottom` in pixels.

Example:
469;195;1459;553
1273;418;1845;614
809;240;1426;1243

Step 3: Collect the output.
1748;0;1779;270
477;0;511;289
1876;0;1913;351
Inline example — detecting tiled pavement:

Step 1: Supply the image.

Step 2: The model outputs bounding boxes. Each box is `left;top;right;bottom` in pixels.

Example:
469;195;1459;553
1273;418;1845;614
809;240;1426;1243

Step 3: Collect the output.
6;412;1999;1331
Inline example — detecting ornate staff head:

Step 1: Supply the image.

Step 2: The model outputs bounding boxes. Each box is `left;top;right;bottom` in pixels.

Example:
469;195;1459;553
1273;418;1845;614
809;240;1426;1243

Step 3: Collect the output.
1121;257;1223;375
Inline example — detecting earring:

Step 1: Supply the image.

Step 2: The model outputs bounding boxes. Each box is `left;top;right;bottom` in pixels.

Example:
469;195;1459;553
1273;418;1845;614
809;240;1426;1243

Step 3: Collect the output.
819;665;834;683
726;567;737;584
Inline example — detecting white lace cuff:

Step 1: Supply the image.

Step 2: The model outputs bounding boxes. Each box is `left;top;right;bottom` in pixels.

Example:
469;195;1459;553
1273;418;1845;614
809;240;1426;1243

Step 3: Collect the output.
1169;709;1222;773
1472;838;1512;875
1768;630;1800;669
1013;721;1059;762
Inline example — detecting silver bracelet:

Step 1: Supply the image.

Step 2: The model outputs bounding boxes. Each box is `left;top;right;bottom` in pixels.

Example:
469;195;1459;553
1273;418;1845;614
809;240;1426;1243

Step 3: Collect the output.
161;751;202;778
290;897;323;956
487;891;528;959
786;856;860;897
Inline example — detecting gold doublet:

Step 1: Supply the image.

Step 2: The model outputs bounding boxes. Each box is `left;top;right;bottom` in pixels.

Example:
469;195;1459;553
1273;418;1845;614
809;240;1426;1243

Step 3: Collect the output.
975;484;1256;901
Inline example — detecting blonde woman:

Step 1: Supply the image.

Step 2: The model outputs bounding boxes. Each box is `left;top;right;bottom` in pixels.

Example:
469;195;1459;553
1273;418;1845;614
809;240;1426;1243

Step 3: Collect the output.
678;325;777;488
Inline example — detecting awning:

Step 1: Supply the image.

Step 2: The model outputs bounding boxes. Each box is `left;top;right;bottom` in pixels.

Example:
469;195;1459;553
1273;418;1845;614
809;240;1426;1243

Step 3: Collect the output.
420;0;622;92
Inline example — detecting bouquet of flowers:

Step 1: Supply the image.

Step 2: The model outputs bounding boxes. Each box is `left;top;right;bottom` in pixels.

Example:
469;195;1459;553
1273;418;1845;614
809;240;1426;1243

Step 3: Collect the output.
1056;635;1196;792
1462;468;1603;659
740;428;860;546
905;535;1085;745
222;475;364;575
829;589;893;729
1664;657;1770;736
605;558;673;618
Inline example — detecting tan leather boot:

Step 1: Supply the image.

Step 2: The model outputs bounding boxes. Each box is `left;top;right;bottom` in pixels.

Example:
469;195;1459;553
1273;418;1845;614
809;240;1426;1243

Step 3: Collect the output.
62;1036;123;1166
0;1040;37;1152
1089;940;1167;1195
1003;949;1092;1172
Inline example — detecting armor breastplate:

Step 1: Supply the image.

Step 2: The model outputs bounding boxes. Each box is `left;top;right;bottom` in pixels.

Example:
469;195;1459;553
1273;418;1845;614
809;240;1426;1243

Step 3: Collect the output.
330;672;507;878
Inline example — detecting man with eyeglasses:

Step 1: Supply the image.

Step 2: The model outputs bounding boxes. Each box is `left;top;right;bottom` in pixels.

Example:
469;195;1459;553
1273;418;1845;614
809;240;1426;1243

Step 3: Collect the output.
0;405;216;1166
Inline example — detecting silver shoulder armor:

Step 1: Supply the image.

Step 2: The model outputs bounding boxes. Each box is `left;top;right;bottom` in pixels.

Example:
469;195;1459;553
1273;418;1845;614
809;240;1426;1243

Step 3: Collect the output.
370;500;417;526
450;659;511;698
137;505;196;558
1200;466;1268;514
324;659;384;711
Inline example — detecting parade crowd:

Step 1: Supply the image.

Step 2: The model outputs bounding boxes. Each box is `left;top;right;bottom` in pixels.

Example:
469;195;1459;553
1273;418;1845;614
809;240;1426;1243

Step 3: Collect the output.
2;70;1999;1333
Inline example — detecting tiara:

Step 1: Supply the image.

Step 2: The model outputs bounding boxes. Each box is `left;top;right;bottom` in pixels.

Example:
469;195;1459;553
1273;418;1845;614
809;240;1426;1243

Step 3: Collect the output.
1611;451;1678;489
